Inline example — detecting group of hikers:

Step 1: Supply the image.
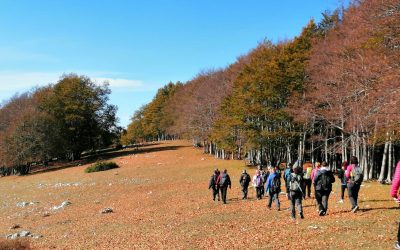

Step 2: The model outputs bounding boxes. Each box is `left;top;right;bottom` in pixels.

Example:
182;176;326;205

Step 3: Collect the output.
208;156;364;220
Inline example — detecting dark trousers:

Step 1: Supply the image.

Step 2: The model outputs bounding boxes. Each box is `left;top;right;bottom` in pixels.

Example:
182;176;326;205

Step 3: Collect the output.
398;222;400;243
315;190;331;213
340;185;347;200
290;191;303;218
241;185;249;199
261;184;265;196
304;179;312;198
220;186;228;203
267;191;280;210
212;186;220;201
256;187;263;199
348;183;360;208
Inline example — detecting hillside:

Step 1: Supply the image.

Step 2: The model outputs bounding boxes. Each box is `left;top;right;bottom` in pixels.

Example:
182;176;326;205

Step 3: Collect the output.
0;140;397;249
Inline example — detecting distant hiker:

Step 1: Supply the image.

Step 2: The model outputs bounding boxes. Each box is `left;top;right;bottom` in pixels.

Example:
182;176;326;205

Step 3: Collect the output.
337;161;348;203
266;166;281;211
258;166;268;197
284;163;293;200
303;162;313;199
218;169;231;204
239;169;251;199
313;161;335;216
208;169;220;201
289;165;304;220
311;162;321;182
346;156;363;213
390;161;400;249
253;170;264;200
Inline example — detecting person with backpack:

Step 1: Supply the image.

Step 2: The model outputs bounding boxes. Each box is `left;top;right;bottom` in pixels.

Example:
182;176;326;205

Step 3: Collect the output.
253;170;264;200
239;169;251;200
390;161;400;249
208;169;220;201
345;156;363;213
284;163;293;200
337;161;348;203
303;162;313;199
217;169;231;204
258;166;268;197
289;165;305;220
266;166;281;211
313;161;335;216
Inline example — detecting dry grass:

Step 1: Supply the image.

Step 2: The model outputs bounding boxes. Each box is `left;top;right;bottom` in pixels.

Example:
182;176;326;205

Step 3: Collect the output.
0;140;397;249
0;239;31;250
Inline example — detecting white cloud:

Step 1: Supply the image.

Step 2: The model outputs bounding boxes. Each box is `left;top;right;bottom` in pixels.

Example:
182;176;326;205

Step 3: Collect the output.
94;77;143;90
0;71;146;102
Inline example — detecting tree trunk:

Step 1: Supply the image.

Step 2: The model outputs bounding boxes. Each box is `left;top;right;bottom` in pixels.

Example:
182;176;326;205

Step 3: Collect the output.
378;132;389;182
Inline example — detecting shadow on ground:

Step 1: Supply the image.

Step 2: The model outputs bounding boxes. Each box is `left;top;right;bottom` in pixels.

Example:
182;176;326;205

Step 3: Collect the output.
27;144;188;176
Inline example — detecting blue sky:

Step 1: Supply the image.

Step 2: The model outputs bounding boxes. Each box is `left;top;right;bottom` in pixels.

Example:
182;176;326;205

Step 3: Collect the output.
0;0;345;127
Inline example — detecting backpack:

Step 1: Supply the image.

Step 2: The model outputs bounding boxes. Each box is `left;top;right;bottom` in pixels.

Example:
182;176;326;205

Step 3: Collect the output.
255;175;263;187
284;168;291;181
270;175;281;192
289;173;302;192
221;174;228;186
304;167;312;180
317;171;332;191
351;166;364;185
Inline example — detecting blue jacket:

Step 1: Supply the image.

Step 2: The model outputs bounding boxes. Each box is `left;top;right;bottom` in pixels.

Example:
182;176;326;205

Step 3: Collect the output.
266;172;278;192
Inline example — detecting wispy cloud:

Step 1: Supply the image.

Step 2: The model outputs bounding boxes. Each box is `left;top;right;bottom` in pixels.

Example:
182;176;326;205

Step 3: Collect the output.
0;71;147;102
94;77;143;90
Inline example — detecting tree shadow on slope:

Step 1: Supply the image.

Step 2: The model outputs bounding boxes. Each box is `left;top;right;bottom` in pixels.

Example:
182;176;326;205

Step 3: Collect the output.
28;144;188;176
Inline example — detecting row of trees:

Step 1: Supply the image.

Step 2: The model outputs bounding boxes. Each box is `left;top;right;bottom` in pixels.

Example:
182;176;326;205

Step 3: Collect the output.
124;0;400;182
0;74;120;175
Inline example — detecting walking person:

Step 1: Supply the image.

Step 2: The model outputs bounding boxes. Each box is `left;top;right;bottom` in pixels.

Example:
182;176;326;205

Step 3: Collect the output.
218;169;231;204
266;166;281;211
313;161;335;216
390;161;400;249
253;170;264;200
208;169;220;201
337;161;348;203
284;163;293;200
239;169;251;199
346;156;363;212
303;162;312;199
289;165;305;220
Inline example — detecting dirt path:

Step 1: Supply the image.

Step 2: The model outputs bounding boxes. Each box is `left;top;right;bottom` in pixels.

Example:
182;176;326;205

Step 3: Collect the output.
0;140;397;249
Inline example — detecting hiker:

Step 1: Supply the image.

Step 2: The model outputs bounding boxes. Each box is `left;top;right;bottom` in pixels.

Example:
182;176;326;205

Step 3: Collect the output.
390;161;400;249
337;161;348;203
208;169;220;201
346;156;363;213
303;162;312;199
239;169;251;199
217;169;231;204
266;166;281;211
311;162;321;182
284;163;293;200
313;161;335;216
289;165;304;220
258;166;268;197
253;170;264;200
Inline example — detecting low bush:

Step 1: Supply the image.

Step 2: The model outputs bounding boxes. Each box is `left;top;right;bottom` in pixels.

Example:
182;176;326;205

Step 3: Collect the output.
85;161;119;173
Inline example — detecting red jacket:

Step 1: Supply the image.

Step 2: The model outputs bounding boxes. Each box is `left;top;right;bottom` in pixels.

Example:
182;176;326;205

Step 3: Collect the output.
390;161;400;200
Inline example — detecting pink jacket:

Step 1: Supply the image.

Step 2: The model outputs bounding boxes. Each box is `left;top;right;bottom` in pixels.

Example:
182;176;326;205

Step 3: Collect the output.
311;169;318;182
390;161;400;200
345;164;356;179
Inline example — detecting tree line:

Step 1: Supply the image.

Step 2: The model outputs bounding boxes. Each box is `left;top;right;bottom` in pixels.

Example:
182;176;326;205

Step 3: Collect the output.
123;0;400;183
0;74;121;175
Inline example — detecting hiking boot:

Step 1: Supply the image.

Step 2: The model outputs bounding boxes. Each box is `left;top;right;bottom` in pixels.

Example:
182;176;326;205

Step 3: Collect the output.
319;210;325;216
351;205;359;213
300;212;304;219
267;206;271;210
291;216;296;221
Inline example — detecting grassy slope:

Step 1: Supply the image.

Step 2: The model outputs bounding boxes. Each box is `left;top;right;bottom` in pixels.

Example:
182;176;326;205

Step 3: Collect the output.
0;140;396;249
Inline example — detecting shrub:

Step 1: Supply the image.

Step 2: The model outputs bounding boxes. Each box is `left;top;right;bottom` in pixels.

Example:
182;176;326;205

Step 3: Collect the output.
85;161;119;173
